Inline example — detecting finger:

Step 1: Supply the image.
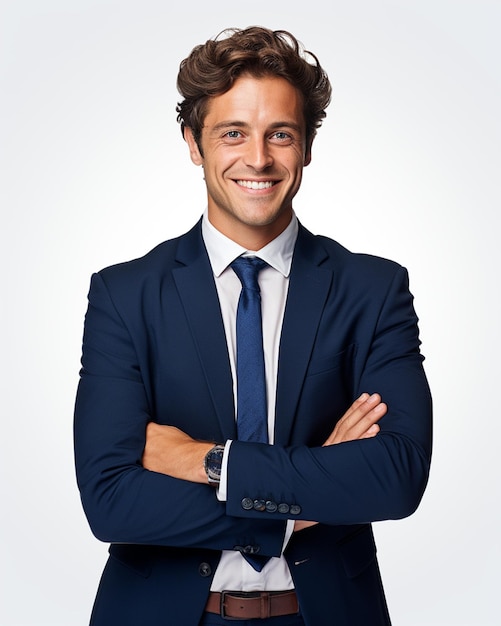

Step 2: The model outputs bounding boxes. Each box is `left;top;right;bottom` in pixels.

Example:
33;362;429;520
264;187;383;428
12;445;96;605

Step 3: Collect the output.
332;393;370;432
332;393;382;433
325;399;387;445
350;402;387;437
339;392;370;421
359;423;381;439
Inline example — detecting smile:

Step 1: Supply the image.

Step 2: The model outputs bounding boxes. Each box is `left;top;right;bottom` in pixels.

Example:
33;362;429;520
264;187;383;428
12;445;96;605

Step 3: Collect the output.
236;180;276;190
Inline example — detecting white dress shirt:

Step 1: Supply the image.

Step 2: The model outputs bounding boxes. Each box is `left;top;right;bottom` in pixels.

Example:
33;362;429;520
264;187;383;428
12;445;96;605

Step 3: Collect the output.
201;210;298;592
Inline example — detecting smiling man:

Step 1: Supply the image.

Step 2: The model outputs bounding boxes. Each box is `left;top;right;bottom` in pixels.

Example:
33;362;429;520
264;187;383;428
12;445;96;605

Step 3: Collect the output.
185;74;310;250
74;26;432;626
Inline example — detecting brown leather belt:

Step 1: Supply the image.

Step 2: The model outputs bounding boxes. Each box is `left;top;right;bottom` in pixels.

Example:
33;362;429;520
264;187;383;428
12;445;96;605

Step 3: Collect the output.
205;590;299;620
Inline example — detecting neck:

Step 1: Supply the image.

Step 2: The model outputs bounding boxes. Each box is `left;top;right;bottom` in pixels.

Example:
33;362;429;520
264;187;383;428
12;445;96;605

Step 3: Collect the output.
207;210;292;251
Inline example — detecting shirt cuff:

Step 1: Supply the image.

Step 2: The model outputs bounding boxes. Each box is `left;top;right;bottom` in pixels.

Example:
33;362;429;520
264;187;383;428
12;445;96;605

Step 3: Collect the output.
216;440;232;502
282;520;295;552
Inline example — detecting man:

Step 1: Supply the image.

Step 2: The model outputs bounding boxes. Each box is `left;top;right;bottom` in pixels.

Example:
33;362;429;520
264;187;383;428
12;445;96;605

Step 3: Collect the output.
74;26;432;626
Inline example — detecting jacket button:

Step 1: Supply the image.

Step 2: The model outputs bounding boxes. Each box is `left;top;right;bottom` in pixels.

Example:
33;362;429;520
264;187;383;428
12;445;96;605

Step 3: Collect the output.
290;504;302;515
278;503;290;514
241;497;254;510
243;545;260;555
198;562;212;577
253;499;266;512
265;500;278;513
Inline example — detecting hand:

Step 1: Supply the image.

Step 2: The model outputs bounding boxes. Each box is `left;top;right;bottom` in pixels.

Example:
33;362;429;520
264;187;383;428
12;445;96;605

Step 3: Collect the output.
294;392;387;532
142;423;213;484
323;392;387;446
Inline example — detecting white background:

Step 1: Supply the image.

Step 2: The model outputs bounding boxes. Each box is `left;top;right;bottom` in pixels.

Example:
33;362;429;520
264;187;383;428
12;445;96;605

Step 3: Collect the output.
1;1;499;624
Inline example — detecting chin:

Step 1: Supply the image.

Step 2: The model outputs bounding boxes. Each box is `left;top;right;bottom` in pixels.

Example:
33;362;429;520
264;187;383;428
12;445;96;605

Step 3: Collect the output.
239;206;289;227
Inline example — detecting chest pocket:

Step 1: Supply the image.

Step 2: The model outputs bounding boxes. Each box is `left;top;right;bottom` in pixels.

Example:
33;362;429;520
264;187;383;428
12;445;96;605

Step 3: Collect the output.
290;344;357;446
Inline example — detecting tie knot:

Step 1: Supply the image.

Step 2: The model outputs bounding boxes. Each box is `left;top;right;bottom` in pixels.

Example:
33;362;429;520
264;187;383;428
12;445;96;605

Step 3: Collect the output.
230;256;268;291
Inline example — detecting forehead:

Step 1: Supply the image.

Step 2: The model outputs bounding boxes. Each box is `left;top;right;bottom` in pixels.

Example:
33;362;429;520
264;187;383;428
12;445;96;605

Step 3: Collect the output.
203;74;305;130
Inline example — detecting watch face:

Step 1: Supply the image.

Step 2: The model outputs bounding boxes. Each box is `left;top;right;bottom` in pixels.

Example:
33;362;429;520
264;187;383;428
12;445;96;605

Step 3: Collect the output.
205;445;224;482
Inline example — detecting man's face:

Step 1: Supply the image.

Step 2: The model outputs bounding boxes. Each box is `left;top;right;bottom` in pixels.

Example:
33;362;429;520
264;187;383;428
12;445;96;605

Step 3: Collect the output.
185;74;312;248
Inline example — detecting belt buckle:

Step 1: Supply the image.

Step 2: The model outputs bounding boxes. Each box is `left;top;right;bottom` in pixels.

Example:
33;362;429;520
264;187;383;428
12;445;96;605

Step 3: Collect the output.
220;590;261;621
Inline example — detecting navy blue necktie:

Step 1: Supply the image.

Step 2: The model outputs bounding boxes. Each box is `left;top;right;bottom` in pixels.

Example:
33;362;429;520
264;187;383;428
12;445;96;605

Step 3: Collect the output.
231;256;269;444
231;256;270;572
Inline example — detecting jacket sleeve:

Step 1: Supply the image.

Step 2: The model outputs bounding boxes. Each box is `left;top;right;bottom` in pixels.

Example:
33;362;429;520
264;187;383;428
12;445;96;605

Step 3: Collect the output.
225;266;432;525
74;271;286;555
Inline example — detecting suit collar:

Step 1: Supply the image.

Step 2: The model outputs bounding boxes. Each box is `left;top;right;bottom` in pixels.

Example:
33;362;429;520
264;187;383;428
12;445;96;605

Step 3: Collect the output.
174;218;206;266
201;210;299;278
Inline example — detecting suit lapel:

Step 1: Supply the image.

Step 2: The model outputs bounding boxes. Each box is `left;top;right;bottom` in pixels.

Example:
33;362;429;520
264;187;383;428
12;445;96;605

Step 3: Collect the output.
274;226;333;445
172;222;237;440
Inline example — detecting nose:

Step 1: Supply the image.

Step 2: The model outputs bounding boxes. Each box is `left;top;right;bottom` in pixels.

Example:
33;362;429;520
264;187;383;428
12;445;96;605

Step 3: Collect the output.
243;136;273;171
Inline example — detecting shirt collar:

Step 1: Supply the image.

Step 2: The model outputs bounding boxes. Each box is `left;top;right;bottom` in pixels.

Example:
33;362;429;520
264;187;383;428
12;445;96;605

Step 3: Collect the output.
201;210;298;278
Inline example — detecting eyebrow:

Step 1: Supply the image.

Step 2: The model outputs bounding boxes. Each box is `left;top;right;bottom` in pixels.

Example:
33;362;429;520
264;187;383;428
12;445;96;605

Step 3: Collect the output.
209;121;248;134
208;120;303;134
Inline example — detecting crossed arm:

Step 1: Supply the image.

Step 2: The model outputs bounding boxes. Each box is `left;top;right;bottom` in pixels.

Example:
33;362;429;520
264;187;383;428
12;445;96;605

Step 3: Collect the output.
142;392;387;530
143;392;386;482
76;264;431;548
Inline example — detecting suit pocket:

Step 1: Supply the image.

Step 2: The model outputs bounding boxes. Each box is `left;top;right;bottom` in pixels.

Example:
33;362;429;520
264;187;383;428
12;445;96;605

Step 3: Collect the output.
108;544;152;578
306;343;357;377
338;524;377;579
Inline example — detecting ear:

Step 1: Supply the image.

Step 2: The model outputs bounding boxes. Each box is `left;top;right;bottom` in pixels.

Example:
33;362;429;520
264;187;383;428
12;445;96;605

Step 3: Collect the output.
304;137;313;167
184;127;204;166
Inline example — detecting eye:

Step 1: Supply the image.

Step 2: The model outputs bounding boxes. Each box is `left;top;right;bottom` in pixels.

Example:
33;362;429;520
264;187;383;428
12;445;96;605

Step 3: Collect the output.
224;130;242;139
271;131;293;144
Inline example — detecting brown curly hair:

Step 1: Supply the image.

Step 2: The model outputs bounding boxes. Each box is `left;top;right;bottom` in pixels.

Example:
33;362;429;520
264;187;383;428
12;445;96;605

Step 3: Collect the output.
176;26;332;149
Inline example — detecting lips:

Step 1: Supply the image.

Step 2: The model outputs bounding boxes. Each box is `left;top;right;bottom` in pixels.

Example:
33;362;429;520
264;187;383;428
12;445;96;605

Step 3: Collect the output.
236;180;276;190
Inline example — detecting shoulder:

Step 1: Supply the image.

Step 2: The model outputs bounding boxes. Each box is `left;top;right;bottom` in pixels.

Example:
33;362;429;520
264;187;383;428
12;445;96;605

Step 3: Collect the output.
100;238;178;280
298;225;406;285
94;221;203;289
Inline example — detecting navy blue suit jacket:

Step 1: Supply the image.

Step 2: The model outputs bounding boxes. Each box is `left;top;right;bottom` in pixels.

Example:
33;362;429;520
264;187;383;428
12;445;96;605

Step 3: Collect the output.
74;220;432;626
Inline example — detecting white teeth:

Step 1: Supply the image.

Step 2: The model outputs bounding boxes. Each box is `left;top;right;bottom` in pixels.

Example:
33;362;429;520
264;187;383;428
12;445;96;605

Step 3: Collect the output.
237;180;275;190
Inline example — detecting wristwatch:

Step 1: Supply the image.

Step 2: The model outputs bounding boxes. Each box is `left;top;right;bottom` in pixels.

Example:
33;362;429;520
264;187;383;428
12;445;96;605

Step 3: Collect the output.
204;444;225;485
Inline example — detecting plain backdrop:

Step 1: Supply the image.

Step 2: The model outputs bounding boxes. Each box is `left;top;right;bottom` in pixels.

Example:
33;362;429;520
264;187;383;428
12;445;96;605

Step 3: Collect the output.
1;1;499;624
